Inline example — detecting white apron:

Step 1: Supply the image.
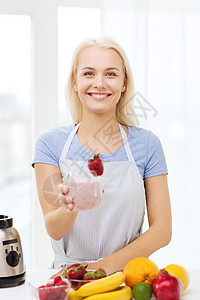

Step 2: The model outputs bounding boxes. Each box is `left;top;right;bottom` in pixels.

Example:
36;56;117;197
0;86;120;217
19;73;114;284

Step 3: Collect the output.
51;123;145;268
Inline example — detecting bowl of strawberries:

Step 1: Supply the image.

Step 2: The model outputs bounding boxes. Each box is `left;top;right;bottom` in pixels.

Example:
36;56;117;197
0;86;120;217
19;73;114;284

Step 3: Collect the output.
61;263;107;290
28;275;71;300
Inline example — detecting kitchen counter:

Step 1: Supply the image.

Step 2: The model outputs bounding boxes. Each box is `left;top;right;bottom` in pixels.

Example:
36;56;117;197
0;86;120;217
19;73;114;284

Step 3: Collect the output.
0;269;198;299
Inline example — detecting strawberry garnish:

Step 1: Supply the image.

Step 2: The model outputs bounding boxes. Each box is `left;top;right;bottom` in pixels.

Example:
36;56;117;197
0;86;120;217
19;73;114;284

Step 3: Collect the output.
88;154;104;176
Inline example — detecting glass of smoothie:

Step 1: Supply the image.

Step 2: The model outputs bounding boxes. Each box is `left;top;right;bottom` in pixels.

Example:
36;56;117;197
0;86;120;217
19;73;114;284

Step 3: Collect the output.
63;172;102;211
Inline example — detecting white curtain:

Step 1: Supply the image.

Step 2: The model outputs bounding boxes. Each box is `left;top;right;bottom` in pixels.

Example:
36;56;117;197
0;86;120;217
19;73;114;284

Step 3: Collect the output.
100;0;200;269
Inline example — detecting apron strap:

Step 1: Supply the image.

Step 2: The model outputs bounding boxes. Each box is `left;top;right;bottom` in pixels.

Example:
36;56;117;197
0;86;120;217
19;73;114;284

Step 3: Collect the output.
118;123;134;162
59;123;80;162
59;122;134;162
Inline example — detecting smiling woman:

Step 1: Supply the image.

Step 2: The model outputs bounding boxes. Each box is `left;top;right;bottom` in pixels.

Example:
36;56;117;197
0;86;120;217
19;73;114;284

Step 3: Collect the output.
32;36;172;274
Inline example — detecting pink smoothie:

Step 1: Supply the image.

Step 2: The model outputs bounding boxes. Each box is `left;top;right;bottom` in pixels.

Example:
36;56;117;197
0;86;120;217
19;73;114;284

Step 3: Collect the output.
71;178;102;210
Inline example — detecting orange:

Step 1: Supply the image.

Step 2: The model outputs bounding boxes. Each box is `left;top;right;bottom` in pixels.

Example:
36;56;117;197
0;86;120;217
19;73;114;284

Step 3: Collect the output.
164;264;190;291
123;257;159;288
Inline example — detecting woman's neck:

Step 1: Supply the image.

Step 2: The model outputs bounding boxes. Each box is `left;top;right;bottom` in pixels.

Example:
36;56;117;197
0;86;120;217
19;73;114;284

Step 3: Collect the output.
77;113;119;139
75;112;128;155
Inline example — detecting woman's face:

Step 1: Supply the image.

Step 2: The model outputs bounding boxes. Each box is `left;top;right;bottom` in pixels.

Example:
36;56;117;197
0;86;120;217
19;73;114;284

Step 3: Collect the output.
73;46;126;116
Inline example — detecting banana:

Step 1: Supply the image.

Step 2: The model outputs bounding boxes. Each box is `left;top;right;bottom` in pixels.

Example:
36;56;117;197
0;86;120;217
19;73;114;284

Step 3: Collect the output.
83;286;132;300
75;271;125;298
69;290;83;300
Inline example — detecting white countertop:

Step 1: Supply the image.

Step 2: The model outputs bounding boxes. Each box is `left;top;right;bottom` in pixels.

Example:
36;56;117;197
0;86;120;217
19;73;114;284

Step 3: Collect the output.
0;268;199;299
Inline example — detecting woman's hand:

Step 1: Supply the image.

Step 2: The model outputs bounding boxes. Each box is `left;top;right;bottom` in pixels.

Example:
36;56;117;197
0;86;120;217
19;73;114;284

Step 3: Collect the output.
58;185;104;212
58;184;75;211
34;163;78;239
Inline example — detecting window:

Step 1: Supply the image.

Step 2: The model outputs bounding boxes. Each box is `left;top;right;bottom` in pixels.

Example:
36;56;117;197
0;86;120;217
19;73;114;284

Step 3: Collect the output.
58;7;101;125
0;14;31;267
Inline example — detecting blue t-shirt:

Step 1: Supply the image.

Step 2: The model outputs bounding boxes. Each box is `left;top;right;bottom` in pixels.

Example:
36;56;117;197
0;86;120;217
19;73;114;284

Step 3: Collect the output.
32;125;168;179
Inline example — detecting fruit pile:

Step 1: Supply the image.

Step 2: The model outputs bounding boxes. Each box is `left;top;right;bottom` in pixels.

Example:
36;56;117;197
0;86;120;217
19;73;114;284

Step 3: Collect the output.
40;259;189;300
123;257;190;300
67;258;190;300
38;275;69;300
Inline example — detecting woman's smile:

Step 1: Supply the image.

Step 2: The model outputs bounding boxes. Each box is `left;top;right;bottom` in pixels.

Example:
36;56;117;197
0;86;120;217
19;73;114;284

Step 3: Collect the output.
87;92;112;100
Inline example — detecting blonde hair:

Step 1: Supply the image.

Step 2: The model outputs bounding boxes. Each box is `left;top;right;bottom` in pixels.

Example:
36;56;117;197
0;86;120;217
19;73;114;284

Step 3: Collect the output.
66;36;138;126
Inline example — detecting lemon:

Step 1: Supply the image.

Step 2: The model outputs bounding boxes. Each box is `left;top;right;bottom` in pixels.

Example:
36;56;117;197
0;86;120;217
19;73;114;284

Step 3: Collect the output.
164;264;190;291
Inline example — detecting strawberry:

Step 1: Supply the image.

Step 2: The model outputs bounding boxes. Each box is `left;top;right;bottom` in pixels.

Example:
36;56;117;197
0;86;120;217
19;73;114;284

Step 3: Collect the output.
56;280;68;286
66;264;87;280
67;263;81;270
82;268;107;283
88;154;104;176
38;286;47;300
62;263;80;278
53;276;62;285
82;271;98;283
66;264;88;289
95;267;107;278
38;276;68;300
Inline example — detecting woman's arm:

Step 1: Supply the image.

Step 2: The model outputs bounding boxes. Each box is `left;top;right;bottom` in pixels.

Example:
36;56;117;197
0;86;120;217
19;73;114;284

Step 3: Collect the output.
86;174;172;274
34;163;78;240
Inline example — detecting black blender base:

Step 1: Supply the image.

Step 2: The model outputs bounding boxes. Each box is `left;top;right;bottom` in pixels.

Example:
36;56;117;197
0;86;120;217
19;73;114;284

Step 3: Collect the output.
0;272;26;288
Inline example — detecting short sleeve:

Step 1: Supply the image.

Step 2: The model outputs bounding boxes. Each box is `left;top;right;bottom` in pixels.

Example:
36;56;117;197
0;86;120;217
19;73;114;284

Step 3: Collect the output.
32;133;59;168
144;131;168;178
